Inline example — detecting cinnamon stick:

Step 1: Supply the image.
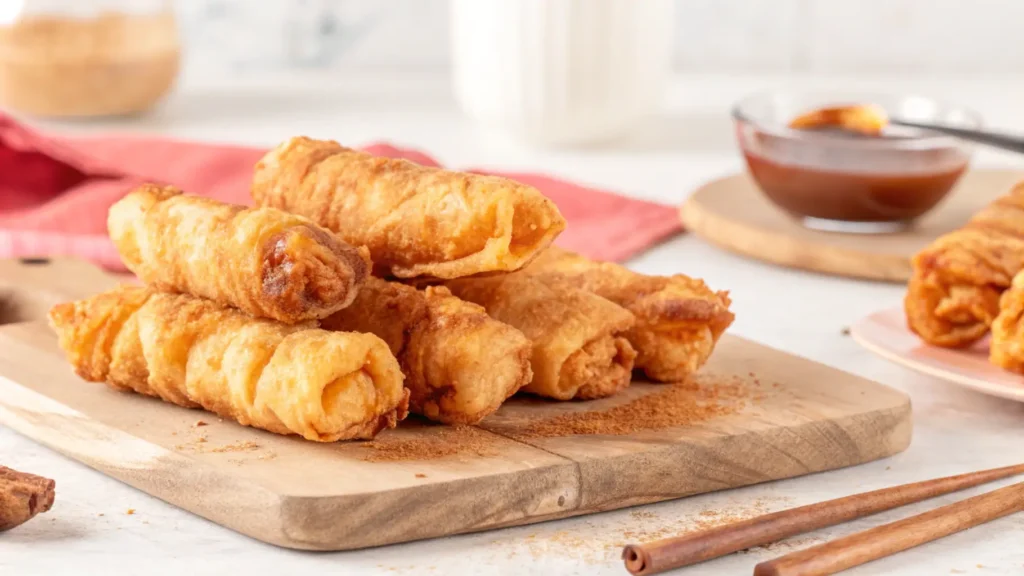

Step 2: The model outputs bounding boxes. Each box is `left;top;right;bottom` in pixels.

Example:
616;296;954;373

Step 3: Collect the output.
0;465;56;531
753;480;1024;576
621;463;1024;576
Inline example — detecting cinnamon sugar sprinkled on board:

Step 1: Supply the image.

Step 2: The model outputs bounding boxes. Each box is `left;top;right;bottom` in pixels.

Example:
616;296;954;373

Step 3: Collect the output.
360;425;500;462
518;374;749;438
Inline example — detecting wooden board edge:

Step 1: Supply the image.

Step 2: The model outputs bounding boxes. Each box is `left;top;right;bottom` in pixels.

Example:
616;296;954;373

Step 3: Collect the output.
281;397;914;551
678;194;911;283
276;460;582;550
0;361;586;551
0;374;293;546
570;395;913;512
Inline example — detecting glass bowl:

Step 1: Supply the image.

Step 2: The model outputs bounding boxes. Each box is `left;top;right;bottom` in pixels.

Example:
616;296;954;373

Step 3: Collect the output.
733;91;981;233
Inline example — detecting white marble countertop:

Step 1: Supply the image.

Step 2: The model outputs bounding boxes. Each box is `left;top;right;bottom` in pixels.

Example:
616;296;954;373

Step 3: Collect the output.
5;72;1024;575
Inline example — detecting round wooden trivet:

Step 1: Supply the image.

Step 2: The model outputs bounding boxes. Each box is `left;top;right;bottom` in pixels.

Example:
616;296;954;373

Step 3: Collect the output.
679;169;1023;283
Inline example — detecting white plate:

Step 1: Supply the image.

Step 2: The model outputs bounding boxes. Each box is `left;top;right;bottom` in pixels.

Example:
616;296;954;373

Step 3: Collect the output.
851;307;1024;402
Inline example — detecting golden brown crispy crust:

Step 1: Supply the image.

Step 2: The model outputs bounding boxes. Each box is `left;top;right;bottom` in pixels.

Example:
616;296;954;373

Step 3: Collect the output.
906;182;1024;348
251;137;566;279
48;286;407;442
322;278;531;424
990;271;1024;373
565;336;636;400
526;247;734;381
444;271;637;400
108;184;370;324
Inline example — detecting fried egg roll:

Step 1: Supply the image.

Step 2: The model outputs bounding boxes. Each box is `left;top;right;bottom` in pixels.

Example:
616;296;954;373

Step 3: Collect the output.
906;182;1024;348
108;184;370;324
444;272;637;400
990;271;1024;373
48;286;408;442
321;278;532;424
525;248;734;381
251;137;566;279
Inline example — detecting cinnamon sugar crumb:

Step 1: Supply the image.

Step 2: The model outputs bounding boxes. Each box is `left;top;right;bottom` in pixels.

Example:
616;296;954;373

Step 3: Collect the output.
193;420;208;427
519;375;749;437
415;473;427;478
126;508;135;515
360;425;499;462
176;439;259;454
209;441;259;453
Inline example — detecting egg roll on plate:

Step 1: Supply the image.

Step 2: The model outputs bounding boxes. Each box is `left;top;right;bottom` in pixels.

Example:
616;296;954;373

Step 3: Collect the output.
49;286;408;442
251;137;566;280
990;271;1024;373
906;182;1024;348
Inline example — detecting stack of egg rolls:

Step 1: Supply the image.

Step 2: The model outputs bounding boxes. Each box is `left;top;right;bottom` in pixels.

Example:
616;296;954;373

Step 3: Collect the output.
52;184;408;441
52;135;736;443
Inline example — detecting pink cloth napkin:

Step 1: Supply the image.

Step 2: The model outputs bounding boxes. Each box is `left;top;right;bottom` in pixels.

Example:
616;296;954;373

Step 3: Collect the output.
0;114;682;270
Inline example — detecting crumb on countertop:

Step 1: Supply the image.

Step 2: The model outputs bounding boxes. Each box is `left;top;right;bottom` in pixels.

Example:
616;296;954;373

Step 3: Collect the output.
126;508;135;515
840;326;851;336
209;440;260;453
193;420;208;428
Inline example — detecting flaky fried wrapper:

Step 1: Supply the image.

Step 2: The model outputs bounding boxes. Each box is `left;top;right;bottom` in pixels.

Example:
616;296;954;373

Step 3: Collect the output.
48;286;408;441
990;271;1024;373
906;182;1024;348
444;272;637;401
322;278;532;424
526;247;734;381
251;137;566;279
108;184;370;324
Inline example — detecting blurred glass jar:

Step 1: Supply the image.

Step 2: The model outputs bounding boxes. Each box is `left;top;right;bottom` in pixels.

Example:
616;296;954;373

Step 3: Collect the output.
0;0;180;117
451;0;674;146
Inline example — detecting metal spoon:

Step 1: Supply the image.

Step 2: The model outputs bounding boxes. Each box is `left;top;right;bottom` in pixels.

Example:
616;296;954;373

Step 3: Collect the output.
789;104;1024;153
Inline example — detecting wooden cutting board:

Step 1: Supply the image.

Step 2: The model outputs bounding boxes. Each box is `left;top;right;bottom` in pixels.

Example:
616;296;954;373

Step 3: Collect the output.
680;169;1024;283
0;258;912;551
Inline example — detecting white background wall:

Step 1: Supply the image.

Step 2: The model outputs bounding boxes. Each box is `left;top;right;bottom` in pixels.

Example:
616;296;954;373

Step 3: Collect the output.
175;0;1024;81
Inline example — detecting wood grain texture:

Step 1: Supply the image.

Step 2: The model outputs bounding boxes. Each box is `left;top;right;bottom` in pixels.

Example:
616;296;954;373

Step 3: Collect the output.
679;169;1023;283
0;258;913;550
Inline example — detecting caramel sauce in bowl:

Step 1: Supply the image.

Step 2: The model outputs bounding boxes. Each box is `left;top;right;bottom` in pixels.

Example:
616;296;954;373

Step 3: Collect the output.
733;92;979;233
